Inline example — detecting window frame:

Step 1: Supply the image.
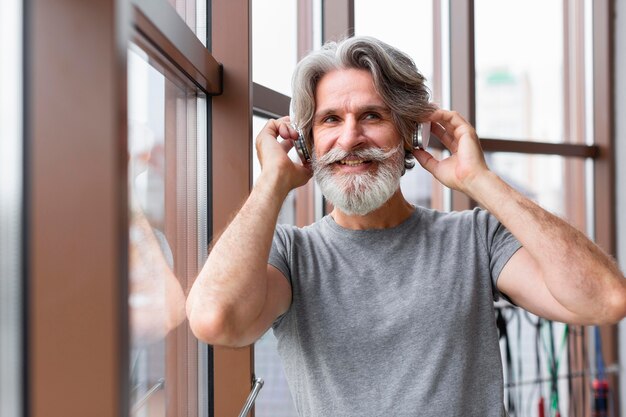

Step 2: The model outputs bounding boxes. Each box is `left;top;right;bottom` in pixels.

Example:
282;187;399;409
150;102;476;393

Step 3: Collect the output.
24;0;617;416
0;0;24;416
26;0;131;415
209;1;255;416
445;0;617;414
25;0;229;416
253;0;618;415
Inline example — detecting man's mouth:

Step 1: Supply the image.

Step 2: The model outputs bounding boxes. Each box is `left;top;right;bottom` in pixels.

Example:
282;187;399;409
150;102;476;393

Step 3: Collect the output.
314;146;401;171
338;159;370;166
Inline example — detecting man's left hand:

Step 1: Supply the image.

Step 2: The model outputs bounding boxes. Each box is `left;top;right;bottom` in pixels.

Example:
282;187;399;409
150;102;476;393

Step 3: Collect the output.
412;109;489;200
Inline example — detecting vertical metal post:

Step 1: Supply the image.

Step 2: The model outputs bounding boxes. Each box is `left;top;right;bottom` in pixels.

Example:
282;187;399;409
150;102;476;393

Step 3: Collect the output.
25;0;130;416
211;0;254;415
448;0;475;211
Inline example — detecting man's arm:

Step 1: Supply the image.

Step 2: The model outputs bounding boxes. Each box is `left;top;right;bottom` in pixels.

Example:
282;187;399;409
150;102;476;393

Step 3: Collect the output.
414;109;626;325
186;118;312;347
129;205;186;344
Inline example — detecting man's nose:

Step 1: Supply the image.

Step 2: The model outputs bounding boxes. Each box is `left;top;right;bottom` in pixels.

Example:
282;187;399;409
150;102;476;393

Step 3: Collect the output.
336;118;365;151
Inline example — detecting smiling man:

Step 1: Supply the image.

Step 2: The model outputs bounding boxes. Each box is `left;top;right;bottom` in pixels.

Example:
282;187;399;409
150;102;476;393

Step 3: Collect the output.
312;68;408;221
186;36;626;417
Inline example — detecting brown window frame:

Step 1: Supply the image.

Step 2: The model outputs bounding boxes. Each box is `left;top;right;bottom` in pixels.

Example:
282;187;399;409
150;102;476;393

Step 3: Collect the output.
252;0;619;415
26;0;613;416
25;0;238;416
448;0;618;414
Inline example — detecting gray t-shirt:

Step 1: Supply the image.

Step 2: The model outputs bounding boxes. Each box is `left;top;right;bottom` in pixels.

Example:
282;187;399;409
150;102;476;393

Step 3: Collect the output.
268;206;522;417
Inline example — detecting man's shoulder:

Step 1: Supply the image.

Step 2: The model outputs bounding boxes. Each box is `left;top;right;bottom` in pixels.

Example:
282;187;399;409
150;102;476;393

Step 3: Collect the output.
413;205;479;223
273;217;328;242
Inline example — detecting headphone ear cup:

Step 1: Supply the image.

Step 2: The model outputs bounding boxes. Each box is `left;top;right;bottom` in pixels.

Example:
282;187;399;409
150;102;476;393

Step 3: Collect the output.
412;126;420;149
294;134;311;163
420;122;430;148
412;122;431;149
289;99;311;163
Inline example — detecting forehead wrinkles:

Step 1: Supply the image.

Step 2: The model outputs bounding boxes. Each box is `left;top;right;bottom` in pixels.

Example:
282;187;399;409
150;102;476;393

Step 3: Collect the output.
314;68;383;112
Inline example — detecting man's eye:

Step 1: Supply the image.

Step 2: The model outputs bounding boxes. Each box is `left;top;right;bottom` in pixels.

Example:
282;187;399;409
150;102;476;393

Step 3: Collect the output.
364;113;380;120
323;116;338;123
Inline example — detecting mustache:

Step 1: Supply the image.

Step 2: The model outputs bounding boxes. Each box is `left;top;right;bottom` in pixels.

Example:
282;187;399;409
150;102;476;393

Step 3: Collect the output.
313;144;403;166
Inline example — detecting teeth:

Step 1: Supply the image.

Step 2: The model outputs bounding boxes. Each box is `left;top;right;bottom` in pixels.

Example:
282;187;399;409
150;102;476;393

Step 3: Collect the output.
340;159;365;166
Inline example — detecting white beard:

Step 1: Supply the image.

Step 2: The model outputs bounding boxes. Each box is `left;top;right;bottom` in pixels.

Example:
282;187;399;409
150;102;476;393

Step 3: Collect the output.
312;144;405;216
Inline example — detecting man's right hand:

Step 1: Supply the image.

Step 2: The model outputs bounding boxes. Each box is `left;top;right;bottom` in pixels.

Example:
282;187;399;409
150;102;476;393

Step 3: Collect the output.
255;117;312;195
186;117;303;347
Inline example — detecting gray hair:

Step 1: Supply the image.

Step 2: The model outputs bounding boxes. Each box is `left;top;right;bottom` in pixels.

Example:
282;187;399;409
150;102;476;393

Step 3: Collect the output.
291;35;437;169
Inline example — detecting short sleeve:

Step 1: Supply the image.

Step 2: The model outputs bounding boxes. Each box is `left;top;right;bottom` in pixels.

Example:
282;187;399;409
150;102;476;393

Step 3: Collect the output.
268;225;295;328
268;224;293;287
474;208;523;301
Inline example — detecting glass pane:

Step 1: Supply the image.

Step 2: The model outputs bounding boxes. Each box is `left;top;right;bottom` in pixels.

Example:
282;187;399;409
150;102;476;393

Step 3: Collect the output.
475;0;564;142
400;151;444;210
0;0;23;414
355;1;442;210
253;116;299;225
486;153;587;231
128;45;209;417
252;0;298;96
168;0;208;47
354;0;434;92
252;116;299;417
496;308;573;417
487;153;587;417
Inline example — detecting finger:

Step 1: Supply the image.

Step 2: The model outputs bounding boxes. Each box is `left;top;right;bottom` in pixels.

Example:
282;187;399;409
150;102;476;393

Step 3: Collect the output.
256;118;288;148
429;109;472;137
257;118;281;142
429;109;479;149
293;162;314;178
412;148;439;176
429;109;469;130
430;122;458;153
278;121;299;140
279;139;294;153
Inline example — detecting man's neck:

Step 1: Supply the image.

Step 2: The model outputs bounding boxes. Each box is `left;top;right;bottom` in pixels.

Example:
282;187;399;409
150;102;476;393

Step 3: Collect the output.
330;190;415;230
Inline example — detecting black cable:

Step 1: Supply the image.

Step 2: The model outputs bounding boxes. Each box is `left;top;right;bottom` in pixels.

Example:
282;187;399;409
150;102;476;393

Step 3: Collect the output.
524;314;542;417
535;317;544;417
497;308;516;416
580;326;586;416
514;309;523;415
567;325;574;417
546;320;561;417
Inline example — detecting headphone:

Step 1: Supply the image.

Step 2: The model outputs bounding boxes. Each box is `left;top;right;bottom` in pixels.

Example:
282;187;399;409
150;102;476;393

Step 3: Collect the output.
412;121;431;149
289;99;430;164
289;100;312;163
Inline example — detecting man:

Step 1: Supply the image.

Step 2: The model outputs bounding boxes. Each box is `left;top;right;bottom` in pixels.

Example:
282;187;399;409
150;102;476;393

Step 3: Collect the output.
186;36;626;416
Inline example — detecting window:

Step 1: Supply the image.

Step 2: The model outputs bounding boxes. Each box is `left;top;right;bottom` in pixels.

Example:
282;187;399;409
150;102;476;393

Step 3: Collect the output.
272;2;616;416
355;0;434;92
471;1;612;415
488;152;587;415
251;115;300;416
475;0;564;142
0;0;23;415
168;0;208;46
251;2;322;415
128;44;209;416
23;1;254;416
126;1;224;415
21;1;620;416
252;0;298;96
355;0;444;210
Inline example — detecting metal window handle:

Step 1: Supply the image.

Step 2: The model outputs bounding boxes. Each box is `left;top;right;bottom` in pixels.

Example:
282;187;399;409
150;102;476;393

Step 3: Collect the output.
131;378;165;415
237;377;264;417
